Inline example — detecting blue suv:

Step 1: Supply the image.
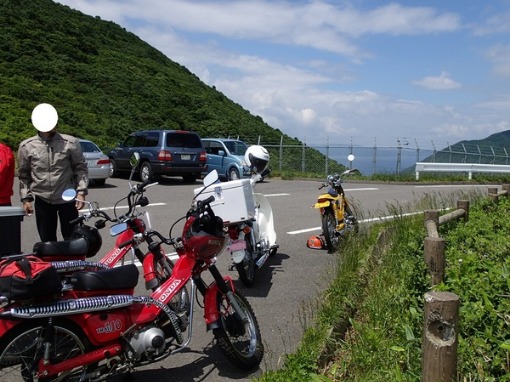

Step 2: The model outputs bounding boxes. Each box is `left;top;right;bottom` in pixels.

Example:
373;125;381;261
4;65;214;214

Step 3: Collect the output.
108;130;207;183
201;138;251;180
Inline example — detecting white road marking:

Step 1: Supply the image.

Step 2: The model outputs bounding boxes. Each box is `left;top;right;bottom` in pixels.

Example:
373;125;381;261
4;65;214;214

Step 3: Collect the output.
96;202;166;211
344;187;379;191
287;211;423;235
264;193;290;197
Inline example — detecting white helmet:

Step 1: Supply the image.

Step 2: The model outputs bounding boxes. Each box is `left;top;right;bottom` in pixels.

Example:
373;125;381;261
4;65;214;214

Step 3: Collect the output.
245;145;269;173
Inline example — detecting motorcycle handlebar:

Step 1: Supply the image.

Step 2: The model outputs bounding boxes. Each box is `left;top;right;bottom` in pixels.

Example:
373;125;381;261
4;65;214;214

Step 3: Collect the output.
70;208;114;225
134;180;158;194
148;230;175;246
196;195;215;210
118;237;135;249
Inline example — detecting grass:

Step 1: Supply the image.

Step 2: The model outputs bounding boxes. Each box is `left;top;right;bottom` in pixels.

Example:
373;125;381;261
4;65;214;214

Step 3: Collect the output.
255;188;509;381
270;170;510;184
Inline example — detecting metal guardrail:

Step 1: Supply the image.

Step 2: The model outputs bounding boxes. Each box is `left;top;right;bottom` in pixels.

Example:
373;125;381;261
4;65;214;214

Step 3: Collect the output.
415;162;510;180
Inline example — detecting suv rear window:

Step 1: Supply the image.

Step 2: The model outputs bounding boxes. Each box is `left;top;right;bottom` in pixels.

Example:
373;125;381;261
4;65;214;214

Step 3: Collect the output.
167;132;202;148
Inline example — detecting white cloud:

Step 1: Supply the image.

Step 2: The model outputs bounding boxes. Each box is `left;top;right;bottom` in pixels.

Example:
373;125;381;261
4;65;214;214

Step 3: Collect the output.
412;72;461;90
57;0;461;59
476;97;510;110
473;11;510;35
53;0;510;150
485;44;510;78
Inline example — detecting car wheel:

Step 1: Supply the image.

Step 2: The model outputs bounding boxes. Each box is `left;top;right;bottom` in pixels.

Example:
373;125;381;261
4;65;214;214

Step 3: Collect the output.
182;174;197;183
139;161;153;183
228;167;240;181
109;159;118;178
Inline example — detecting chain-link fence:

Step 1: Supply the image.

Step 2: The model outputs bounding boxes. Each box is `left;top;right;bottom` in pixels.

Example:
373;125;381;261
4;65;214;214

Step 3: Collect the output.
238;135;510;176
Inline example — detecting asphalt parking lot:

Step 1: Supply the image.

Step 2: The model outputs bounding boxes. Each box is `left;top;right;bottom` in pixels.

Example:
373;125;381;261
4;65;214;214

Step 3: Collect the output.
13;176;492;381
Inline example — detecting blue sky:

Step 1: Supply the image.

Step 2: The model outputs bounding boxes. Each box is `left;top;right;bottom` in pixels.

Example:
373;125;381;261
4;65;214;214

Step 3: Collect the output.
55;0;510;149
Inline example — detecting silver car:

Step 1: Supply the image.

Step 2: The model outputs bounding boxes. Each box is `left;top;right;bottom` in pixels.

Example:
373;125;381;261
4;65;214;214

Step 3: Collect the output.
79;139;110;186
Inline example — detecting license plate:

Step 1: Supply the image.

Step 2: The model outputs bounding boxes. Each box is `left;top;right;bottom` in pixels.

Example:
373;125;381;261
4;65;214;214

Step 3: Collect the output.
181;154;191;160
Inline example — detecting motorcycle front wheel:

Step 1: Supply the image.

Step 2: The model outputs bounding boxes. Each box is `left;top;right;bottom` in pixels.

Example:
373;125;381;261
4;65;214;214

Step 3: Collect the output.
235;234;256;287
322;209;340;254
0;320;90;381
213;290;264;370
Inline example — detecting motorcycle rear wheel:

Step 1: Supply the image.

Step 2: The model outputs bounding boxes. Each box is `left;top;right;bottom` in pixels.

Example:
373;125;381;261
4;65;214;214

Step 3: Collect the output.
213;290;264;369
0;320;90;381
322;209;339;254
235;234;256;287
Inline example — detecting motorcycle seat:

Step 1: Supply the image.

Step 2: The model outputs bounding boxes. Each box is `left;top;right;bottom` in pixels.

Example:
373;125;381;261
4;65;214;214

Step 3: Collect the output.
69;264;139;291
33;237;90;258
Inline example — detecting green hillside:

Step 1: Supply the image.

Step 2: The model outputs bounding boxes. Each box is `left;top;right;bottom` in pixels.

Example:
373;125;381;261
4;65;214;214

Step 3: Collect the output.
0;0;298;152
423;130;510;165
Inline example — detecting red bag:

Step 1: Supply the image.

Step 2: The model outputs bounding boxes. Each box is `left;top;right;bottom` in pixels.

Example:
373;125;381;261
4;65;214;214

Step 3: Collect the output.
0;143;15;204
0;255;61;301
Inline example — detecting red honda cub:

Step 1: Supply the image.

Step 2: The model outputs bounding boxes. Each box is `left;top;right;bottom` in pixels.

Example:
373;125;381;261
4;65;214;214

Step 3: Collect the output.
0;168;263;381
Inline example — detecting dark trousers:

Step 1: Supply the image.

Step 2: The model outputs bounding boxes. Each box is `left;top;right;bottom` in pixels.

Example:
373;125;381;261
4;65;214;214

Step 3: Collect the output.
35;197;78;242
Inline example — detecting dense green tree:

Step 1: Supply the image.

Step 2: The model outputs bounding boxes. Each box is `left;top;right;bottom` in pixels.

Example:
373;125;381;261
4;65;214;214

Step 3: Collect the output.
0;0;333;171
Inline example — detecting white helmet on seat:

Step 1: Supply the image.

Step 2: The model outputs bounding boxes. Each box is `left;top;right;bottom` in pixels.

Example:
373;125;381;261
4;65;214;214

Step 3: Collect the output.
245;145;269;173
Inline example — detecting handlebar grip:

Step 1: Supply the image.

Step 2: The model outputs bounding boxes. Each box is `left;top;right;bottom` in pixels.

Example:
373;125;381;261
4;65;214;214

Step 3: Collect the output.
118;238;134;249
69;216;83;225
136;179;151;192
197;195;215;209
202;195;215;205
136;179;154;193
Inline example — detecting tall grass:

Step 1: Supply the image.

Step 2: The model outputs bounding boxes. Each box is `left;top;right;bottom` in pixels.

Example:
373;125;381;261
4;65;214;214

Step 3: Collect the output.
256;189;509;381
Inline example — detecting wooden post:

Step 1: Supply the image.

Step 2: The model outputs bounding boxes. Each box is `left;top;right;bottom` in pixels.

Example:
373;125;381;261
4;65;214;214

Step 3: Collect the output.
424;237;446;285
502;184;510;197
424;210;440;238
422;292;459;382
488;187;498;202
456;200;469;222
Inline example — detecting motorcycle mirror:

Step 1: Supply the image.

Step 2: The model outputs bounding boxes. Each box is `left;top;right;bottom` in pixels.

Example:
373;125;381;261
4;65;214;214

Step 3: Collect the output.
203;170;219;187
130;152;140;168
110;222;128;236
62;189;77;201
193;170;219;201
128;152;141;186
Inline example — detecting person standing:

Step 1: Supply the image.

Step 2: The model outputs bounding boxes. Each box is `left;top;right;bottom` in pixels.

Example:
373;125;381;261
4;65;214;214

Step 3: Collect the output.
0;142;15;207
18;103;88;242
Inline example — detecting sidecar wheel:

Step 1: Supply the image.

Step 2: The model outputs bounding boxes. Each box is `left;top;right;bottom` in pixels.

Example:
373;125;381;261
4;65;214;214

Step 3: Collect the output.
321;210;339;254
213;290;264;370
235;234;256;287
0;319;91;382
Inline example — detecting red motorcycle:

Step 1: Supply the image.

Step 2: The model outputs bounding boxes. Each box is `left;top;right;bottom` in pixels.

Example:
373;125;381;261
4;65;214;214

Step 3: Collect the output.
32;153;174;292
0;170;264;381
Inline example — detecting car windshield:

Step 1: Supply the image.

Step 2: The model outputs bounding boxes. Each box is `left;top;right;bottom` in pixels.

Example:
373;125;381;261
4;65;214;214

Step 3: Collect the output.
225;141;248;155
80;141;101;153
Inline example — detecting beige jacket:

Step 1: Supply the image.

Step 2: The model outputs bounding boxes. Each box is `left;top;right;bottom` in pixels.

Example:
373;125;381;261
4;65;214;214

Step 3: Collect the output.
18;132;88;204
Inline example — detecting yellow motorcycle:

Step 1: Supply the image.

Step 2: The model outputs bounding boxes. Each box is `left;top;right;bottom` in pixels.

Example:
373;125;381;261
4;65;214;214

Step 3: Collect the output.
312;169;359;253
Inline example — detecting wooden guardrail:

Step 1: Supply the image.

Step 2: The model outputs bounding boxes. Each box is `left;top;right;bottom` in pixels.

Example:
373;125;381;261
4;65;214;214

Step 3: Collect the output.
421;185;509;381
